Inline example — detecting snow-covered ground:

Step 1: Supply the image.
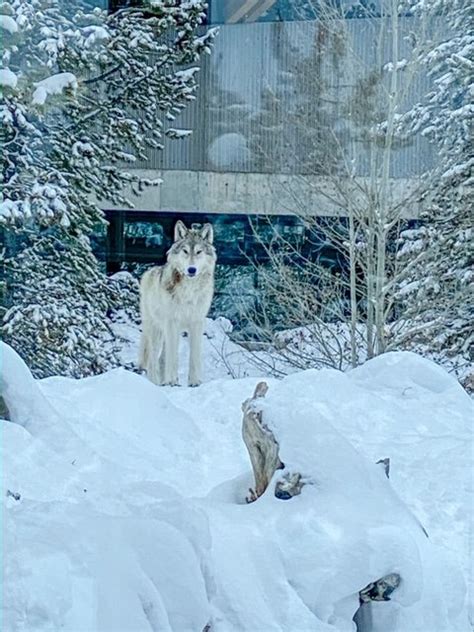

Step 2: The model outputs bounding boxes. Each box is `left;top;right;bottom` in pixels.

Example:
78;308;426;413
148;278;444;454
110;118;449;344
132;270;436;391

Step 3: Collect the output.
1;320;473;631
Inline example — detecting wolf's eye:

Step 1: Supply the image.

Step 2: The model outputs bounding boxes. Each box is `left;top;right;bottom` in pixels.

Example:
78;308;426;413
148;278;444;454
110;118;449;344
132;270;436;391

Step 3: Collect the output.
195;249;203;255
183;249;190;255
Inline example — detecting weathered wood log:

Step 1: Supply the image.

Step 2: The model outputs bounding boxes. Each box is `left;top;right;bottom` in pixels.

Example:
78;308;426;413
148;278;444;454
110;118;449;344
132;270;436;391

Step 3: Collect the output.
241;382;284;502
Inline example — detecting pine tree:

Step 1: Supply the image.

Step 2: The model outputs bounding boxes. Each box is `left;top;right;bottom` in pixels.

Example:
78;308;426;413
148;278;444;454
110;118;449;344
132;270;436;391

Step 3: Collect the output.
1;0;214;377
395;0;473;384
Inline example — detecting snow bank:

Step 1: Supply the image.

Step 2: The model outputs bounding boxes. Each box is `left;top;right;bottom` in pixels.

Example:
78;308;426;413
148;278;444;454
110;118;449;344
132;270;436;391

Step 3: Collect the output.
247;366;469;631
1;341;471;631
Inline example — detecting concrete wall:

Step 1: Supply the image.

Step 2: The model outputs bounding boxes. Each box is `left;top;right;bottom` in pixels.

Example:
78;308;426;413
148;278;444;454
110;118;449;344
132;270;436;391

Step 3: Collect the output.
99;169;422;218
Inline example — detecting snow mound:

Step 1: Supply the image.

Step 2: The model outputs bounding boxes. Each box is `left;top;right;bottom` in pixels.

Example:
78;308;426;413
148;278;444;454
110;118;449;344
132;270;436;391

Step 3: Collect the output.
350;350;467;396
1;341;471;631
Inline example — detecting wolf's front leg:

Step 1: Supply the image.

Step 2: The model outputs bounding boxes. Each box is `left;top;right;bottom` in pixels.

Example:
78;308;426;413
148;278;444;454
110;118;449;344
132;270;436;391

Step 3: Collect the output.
163;324;180;386
188;321;204;387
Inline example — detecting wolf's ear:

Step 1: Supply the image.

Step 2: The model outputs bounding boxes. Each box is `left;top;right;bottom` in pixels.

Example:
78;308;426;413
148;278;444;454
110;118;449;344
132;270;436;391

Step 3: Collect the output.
201;223;214;244
174;220;187;242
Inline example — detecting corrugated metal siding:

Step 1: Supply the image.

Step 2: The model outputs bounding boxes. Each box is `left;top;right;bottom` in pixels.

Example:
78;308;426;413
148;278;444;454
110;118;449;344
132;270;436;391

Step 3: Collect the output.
135;17;436;178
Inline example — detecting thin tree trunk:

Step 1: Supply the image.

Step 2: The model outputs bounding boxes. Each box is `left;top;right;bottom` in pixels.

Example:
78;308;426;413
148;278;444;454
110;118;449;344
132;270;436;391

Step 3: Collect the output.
348;208;358;367
375;0;399;355
365;204;376;359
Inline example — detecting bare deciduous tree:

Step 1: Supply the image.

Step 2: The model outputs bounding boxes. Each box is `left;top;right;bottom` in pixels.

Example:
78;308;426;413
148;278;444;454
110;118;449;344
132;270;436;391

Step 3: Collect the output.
239;0;442;373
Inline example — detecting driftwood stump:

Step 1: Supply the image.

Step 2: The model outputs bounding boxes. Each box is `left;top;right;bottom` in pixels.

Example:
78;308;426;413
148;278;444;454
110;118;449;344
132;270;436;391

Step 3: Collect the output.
241;382;284;502
242;382;305;502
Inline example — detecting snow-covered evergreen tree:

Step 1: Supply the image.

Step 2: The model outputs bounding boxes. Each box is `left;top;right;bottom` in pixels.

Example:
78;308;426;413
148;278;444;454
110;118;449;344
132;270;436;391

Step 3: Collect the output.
395;0;473;384
1;0;214;377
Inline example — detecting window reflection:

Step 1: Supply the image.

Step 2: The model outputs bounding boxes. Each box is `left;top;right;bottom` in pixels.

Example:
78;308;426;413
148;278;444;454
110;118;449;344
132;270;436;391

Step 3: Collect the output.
124;221;164;248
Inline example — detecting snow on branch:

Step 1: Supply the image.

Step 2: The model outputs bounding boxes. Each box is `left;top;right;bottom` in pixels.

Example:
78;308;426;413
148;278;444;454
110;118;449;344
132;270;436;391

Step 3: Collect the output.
0;68;17;88
0;14;18;34
32;72;78;105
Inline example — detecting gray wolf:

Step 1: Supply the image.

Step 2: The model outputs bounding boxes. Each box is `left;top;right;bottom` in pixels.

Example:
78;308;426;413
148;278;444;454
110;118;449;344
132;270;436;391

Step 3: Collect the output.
139;220;216;386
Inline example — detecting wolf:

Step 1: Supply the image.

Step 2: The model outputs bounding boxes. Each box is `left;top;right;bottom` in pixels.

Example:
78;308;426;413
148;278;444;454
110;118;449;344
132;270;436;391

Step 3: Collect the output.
139;220;216;387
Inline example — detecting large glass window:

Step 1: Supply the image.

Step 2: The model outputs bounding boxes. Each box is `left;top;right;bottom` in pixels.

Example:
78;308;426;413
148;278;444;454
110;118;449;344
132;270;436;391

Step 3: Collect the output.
207;0;322;24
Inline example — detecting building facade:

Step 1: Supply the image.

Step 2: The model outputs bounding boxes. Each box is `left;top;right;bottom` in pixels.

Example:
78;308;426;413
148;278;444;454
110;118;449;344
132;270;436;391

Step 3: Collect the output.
101;1;434;219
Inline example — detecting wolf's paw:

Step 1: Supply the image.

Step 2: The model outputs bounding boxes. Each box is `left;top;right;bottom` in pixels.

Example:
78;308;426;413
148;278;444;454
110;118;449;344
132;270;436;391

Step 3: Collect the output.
188;380;202;388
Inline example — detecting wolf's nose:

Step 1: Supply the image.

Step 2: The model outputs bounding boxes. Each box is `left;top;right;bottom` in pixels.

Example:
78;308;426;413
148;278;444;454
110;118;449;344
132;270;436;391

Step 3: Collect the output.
187;266;197;276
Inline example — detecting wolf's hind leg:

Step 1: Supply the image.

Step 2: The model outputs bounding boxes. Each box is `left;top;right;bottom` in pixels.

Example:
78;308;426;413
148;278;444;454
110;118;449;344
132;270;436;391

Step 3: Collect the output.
141;323;163;385
148;331;164;385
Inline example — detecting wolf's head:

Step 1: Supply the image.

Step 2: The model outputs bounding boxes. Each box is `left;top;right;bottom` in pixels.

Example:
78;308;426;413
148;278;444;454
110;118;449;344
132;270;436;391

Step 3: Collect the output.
167;220;216;278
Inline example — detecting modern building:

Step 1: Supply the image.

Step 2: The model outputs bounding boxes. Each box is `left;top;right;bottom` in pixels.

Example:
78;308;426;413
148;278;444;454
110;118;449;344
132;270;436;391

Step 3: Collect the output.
96;1;437;278
102;0;433;221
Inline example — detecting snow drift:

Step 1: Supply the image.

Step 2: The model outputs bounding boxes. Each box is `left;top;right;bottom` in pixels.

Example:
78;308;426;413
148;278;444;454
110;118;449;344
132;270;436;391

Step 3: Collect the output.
1;339;472;631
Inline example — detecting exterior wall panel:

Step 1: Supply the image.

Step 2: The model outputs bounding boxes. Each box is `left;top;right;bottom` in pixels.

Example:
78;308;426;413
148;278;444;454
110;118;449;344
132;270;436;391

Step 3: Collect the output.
135;18;435;179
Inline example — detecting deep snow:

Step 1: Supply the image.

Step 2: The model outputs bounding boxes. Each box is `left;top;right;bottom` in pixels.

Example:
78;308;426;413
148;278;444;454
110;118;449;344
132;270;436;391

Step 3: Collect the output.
1;322;472;631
